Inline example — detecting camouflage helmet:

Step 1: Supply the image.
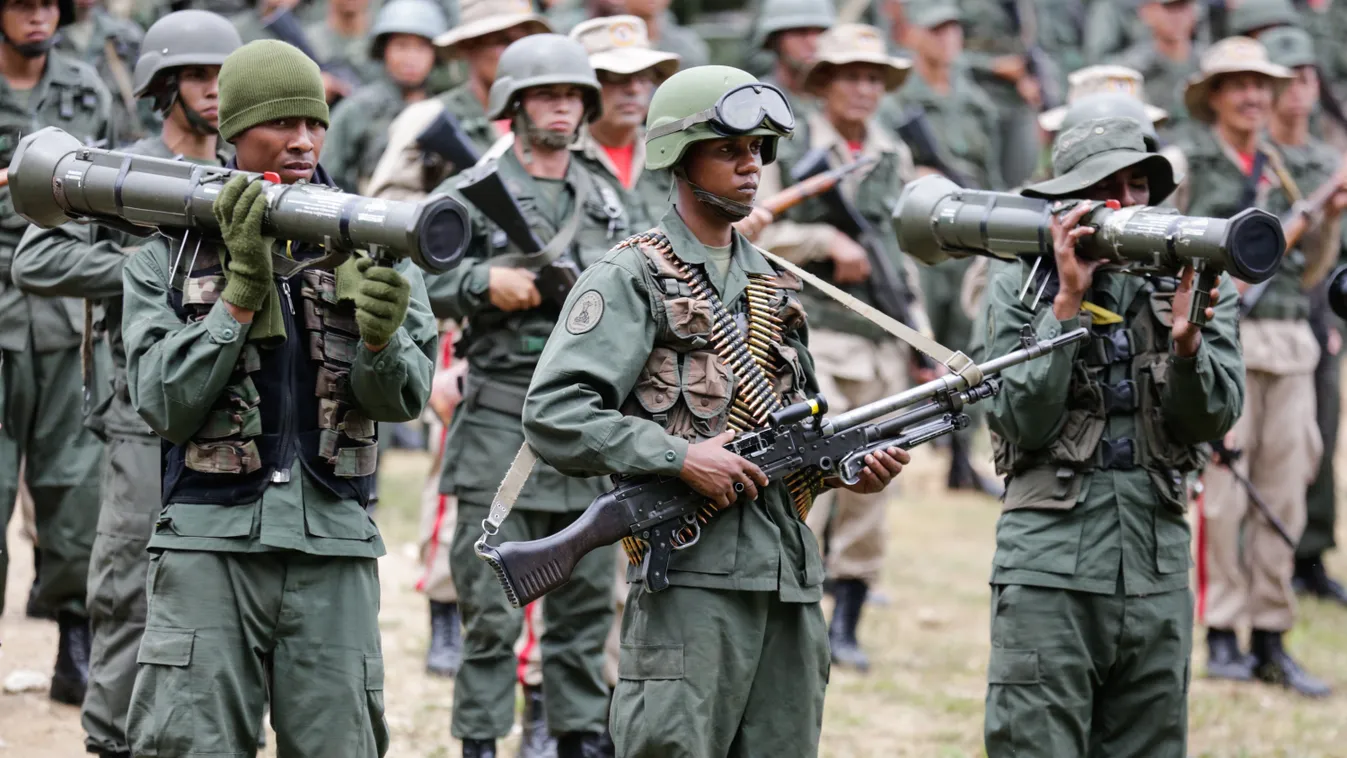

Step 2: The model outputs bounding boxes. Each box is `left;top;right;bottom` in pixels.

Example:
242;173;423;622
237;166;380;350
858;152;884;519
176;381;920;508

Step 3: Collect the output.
645;65;793;171
486;33;602;121
133;10;242;97
756;0;836;48
1229;0;1300;36
368;0;448;59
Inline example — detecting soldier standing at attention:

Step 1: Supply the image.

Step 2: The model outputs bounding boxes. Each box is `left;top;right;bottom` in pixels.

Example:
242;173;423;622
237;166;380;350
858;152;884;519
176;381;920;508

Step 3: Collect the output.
1178;36;1341;697
12;13;237;756
522;64;907;758
121;39;435;755
979;115;1243;757
753;0;835;116
55;0;145;145
430;34;625;758
1108;0;1202;137
322;0;448;193
755;22;917;672
367;0;550;202
569;14;679;231
0;0;113;707
618;0;708;71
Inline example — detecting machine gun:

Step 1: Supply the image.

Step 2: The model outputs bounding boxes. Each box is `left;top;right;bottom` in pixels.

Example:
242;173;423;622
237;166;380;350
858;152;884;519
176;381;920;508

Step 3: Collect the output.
263;9;361;100
415;109;481;174
476;326;1089;607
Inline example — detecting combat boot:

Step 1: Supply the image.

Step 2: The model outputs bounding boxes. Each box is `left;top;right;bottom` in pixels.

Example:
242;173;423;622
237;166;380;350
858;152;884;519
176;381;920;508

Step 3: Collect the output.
426;600;463;677
556;732;608;758
828;579;871;672
1252;630;1332;698
1293;557;1347;607
517;684;557;758
1204;628;1254;681
463;739;497;758
50;611;91;705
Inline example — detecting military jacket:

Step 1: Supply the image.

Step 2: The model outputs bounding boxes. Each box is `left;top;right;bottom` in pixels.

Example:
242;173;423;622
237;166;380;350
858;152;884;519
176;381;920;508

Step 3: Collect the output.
886;65;1004;190
572;127;673;232
958;0;1071;105
55;9;151;146
427;148;626;511
523;209;827;600
979;261;1244;596
304;20;383;88
758;109;917;341
324;77;406;193
1109;42;1201;139
0;50;114;353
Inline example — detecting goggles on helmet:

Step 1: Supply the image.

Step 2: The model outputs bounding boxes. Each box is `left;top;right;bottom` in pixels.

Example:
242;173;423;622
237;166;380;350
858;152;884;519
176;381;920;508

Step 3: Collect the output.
647;82;795;142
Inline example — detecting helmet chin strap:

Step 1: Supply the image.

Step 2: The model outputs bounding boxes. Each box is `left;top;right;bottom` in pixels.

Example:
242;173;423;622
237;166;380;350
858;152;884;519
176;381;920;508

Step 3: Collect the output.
674;166;754;221
155;76;218;137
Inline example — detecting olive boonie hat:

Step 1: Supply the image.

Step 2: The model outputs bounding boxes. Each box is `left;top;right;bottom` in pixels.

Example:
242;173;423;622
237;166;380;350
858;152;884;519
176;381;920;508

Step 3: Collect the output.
1183;36;1292;123
1022;117;1177;200
1039;65;1168;132
434;0;551;58
801;23;911;93
570;15;680;79
1260;25;1317;70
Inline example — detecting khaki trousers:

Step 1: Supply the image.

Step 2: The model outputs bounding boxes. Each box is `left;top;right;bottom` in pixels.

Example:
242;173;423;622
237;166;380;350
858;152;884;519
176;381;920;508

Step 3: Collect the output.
803;330;906;582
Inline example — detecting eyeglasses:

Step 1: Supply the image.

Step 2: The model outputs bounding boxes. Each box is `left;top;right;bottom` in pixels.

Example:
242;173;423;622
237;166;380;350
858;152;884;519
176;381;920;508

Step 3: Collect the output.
647;82;795;141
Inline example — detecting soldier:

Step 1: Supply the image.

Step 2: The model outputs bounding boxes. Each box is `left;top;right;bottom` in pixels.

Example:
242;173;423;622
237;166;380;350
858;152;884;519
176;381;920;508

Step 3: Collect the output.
755;22;916;671
366;0;550;202
752;0;835;116
1083;0;1153;64
979;115;1243;757
1109;0;1202;134
303;0;381;103
429;33;625;758
0;0;113;707
1228;0;1301;38
120;39;434;755
521;63;906;758
11;12;237;755
55;0;146;145
1261;27;1347;607
322;0;448;193
619;0;708;70
1179;36;1341;697
569;14;679;230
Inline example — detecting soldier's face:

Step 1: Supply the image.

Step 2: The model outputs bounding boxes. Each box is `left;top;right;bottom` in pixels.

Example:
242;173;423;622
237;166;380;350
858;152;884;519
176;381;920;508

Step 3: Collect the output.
331;0;367;15
462;27;531;84
821;64;886;126
174;65;222;129
773;28;823;70
920;21;963;65
383;33;436;89
596;69;655;130
2;0;59;47
1081;165;1151;208
1141;0;1196;43
233;116;326;184
1208;73;1274;133
520;84;586;142
1275;64;1319;119
684;136;764;205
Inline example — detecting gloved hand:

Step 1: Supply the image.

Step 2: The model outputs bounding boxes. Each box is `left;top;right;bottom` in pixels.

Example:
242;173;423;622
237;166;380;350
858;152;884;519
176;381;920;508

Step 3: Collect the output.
214;174;275;311
355;257;411;349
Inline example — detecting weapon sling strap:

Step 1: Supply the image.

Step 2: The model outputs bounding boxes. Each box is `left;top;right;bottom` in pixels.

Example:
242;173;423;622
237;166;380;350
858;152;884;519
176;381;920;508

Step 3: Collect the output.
103;39;144;137
489;166;593;270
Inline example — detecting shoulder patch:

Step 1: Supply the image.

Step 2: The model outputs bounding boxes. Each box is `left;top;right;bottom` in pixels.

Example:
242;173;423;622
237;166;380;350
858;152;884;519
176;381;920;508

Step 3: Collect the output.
566;290;605;335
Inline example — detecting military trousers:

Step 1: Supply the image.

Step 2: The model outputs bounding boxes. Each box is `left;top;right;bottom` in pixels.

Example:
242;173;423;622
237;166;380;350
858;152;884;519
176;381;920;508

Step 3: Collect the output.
83;433;161;756
127;549;388;758
1301;329;1340;559
984;583;1192;758
1201;368;1320;631
611;585;829;758
804;330;906;582
0;344;103;615
449;503;615;740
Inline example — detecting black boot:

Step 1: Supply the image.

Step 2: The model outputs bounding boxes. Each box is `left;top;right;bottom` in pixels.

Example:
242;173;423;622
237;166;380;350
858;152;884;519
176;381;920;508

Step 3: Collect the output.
426;600;463;677
50;611;91;705
556;732;607;758
517;685;557;758
1293;556;1347;607
463;739;497;758
828;579;871;672
1204;628;1254;681
946;434;1004;497
1252;629;1332;698
25;551;55;621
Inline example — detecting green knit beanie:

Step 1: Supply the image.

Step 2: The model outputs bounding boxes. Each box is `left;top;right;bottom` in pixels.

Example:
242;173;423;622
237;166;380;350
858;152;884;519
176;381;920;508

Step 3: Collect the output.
217;40;330;142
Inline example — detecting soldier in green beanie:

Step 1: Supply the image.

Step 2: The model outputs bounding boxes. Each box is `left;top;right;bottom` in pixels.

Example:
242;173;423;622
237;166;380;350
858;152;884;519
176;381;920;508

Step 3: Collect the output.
121;39;436;756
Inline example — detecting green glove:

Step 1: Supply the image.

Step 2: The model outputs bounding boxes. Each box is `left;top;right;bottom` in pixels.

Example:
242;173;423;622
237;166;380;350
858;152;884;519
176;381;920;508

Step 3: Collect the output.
354;257;411;348
214;174;275;312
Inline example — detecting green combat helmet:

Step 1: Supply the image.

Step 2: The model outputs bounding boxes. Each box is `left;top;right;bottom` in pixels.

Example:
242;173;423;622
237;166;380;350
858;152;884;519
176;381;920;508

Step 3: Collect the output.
368;0;449;60
755;0;837;48
134;9;243;124
645;65;795;218
486;33;602;121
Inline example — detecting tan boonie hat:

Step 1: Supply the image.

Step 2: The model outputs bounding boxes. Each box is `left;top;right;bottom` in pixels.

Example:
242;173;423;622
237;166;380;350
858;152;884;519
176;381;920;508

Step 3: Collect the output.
801;23;911;93
570;15;680;79
1039;65;1169;132
434;0;551;57
1183;36;1292;123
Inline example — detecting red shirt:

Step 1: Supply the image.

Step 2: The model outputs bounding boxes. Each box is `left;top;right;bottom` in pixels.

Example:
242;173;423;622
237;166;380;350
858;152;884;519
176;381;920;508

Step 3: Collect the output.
846;140;865;157
602;141;637;189
1236;151;1271;188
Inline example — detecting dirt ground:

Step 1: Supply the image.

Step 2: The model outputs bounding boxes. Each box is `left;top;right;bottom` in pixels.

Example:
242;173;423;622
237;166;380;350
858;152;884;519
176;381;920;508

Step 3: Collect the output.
2;447;1346;757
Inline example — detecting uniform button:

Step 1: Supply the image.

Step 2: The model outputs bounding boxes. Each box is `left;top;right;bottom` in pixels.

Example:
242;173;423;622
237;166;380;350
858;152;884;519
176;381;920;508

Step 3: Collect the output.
222;328;234;339
665;450;677;462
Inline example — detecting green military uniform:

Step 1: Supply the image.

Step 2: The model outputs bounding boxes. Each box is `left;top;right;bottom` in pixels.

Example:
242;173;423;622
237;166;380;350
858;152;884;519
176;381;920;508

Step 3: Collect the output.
55;5;151;146
304;17;384;87
121;40;436;756
428;34;624;745
573;130;673;232
979;117;1244;757
746;0;837;116
1083;0;1152;63
0;38;113;628
1109;44;1200;137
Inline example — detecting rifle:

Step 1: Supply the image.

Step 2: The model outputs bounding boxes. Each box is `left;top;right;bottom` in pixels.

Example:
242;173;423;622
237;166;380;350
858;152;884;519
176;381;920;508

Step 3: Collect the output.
1005;0;1062;110
416;110;482;174
476;326;1089;607
1241;160;1347;315
760;155;876;216
453;159;580;309
892;105;975;188
263;10;361;98
1209;439;1297;549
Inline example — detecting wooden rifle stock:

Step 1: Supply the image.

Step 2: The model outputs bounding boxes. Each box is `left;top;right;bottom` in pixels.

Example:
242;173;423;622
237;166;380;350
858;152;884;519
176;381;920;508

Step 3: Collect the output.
1282;160;1347;252
760;156;877;216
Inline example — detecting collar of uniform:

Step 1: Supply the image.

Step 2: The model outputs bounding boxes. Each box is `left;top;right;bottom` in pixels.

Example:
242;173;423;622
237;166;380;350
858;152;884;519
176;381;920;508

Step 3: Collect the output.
572;125;646;189
440;82;490;128
658;209;775;272
1208;125;1285;191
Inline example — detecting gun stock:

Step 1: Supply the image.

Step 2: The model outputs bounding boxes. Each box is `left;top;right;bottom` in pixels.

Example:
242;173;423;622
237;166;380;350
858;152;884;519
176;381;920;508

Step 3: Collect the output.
761;155;876;216
416;110;481;173
1243;160;1347;315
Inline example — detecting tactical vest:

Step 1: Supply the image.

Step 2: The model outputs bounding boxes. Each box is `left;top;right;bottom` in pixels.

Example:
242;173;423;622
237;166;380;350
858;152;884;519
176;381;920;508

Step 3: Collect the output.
161;240;377;506
614;230;824;564
993;277;1209;512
